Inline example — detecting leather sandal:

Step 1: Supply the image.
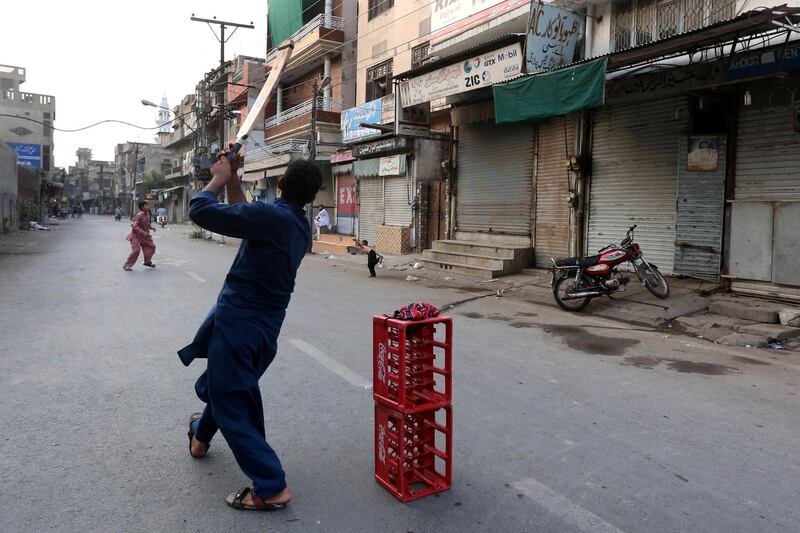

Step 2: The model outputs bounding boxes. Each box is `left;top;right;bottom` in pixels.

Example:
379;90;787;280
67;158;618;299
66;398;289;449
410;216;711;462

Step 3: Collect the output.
225;487;289;511
187;413;209;459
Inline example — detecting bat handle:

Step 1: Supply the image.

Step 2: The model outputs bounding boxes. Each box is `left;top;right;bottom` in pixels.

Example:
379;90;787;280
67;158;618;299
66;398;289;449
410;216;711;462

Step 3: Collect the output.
226;142;243;162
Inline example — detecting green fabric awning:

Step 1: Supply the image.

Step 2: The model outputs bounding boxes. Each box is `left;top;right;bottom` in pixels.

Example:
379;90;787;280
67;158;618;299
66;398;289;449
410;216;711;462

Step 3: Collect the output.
493;58;608;124
268;0;307;45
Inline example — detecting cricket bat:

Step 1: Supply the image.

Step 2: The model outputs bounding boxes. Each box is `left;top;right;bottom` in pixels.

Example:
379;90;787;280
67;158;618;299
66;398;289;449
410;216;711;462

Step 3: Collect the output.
226;40;294;161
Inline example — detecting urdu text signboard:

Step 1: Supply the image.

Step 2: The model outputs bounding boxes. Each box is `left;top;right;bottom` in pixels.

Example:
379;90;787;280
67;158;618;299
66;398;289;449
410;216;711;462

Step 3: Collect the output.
526;3;583;73
398;43;523;107
6;142;41;168
341;99;383;143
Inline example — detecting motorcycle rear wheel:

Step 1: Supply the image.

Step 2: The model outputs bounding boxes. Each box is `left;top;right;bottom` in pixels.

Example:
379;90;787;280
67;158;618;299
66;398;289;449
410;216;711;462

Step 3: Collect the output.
553;274;592;312
640;263;670;299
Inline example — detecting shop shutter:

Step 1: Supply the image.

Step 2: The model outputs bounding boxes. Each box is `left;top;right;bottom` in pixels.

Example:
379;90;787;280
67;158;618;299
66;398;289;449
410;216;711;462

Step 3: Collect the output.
588;96;687;274
534;116;575;266
456;122;535;235
384;175;413;226
357;177;383;246
735;94;800;201
674;135;725;281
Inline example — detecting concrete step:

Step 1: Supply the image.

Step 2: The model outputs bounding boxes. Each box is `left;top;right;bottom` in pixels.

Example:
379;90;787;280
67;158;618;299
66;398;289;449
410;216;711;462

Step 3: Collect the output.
318;233;355;245
708;300;779;324
733;322;800;341
432;239;521;260
312;240;351;255
421;258;503;279
422;249;506;270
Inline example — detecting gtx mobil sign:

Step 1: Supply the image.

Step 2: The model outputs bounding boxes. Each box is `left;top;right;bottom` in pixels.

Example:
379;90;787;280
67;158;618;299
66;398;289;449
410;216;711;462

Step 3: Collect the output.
432;0;527;44
399;43;522;107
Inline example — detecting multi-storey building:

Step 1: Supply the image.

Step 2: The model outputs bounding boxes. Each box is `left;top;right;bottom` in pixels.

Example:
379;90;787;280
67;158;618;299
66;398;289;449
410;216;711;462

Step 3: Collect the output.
243;0;358;212
114;142;172;215
159;93;199;223
0;64;56;173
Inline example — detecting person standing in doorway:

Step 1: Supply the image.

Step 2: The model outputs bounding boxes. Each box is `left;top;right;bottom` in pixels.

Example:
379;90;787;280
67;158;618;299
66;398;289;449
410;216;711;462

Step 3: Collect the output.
313;205;331;240
123;200;156;271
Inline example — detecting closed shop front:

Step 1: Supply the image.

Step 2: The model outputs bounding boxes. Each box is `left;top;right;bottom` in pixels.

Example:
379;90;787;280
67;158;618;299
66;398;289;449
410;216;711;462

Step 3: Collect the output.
334;167;356;235
588;96;688;274
357;176;383;246
534;116;575;267
456;121;535;238
383;174;413;227
729;77;800;298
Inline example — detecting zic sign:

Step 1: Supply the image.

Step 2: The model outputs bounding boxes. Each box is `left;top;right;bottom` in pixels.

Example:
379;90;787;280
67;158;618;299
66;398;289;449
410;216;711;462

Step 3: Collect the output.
398;43;523;107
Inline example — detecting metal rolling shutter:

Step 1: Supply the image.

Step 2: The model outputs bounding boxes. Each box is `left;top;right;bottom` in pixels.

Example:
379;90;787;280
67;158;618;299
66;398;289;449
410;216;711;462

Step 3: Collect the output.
456;122;535;235
534;116;575;266
588;96;687;274
674;136;725;281
384;175;413;226
736;99;800;201
357;177;383;246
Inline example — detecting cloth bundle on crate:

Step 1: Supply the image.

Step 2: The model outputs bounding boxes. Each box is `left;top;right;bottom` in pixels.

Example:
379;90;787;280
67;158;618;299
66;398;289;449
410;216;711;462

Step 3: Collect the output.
393;302;439;321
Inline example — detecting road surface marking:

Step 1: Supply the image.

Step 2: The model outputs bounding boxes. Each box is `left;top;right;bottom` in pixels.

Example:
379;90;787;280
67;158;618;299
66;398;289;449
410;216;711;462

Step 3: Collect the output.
288;338;371;389
512;477;625;533
185;271;206;283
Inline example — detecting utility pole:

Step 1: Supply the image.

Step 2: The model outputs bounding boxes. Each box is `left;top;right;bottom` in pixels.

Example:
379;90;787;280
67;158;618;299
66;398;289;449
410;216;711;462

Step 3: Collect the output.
307;76;331;251
99;161;104;214
190;15;253;152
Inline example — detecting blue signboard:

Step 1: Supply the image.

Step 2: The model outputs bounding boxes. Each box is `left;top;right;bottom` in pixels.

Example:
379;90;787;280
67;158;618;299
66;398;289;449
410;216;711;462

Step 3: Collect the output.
341;98;383;143
6;142;41;168
728;42;800;81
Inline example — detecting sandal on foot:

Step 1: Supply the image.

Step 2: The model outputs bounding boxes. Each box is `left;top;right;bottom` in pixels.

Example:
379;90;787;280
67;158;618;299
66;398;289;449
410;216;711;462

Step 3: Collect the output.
187;413;209;459
143;262;156;268
122;266;132;271
225;487;288;511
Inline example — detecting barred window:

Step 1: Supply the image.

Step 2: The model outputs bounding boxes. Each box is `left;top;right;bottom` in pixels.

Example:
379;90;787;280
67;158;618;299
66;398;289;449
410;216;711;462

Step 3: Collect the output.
612;0;736;51
368;0;394;21
411;42;430;69
366;59;393;102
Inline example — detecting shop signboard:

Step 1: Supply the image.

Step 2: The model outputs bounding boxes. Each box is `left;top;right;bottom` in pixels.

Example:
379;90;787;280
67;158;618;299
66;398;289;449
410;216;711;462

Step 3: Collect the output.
352;136;408;158
526;2;583;73
6;142;41;168
336;174;357;216
431;0;526;45
341;98;383;143
398;43;523;107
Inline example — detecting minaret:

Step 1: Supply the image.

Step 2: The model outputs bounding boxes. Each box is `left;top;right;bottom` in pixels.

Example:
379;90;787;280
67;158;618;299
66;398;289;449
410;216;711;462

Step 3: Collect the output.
157;96;171;133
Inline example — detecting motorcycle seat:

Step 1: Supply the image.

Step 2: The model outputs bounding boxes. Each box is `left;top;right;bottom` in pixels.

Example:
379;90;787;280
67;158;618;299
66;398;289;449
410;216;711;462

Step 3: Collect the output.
554;254;602;268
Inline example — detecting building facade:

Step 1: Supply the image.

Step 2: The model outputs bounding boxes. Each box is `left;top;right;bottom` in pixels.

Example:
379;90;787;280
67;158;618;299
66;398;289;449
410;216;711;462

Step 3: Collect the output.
0;64;56;174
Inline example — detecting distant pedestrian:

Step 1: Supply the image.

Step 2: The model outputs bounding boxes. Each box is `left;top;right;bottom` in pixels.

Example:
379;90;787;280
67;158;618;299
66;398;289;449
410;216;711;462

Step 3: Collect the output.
78;205;84;218
114;207;123;221
313;206;331;240
122;200;156;271
354;239;382;277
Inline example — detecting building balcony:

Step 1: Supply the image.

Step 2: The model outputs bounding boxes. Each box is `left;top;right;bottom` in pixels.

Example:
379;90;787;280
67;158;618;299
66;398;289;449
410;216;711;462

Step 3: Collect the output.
265;96;342;138
266;14;344;74
1;89;55;109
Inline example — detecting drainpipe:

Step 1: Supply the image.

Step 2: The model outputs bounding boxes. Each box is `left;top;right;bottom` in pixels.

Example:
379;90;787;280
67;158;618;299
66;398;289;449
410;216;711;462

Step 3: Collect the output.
276;84;283;115
584;4;594;59
323;55;332;111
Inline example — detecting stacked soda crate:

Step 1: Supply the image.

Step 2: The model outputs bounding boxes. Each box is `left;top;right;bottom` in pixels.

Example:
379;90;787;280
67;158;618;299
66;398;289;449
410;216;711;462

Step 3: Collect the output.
372;314;453;502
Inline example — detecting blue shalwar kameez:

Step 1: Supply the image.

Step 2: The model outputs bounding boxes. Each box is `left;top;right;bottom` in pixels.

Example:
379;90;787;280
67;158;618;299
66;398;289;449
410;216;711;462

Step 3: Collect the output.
178;191;310;497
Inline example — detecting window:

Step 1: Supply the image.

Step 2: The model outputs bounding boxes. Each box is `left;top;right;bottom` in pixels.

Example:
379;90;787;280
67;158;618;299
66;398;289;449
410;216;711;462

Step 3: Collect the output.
43;112;52;138
366;59;393;102
411;42;430;69
42;145;51;171
368;0;393;21
612;0;736;52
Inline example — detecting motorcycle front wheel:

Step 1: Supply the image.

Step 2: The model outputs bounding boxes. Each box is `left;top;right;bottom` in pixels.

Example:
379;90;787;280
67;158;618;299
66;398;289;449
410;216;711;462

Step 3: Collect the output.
639;263;670;299
552;274;592;312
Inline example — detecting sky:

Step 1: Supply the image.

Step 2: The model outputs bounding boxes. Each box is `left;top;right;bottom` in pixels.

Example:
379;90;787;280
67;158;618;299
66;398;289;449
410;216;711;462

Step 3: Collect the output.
1;1;269;169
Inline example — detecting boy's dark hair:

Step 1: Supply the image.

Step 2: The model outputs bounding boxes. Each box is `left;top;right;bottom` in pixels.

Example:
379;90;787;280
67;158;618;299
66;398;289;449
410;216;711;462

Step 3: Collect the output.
361;240;368;246
138;201;147;211
282;159;322;205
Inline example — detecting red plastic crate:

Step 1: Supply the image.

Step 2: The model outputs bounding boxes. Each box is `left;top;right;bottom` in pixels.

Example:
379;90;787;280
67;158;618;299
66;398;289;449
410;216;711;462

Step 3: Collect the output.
374;403;452;502
372;315;452;413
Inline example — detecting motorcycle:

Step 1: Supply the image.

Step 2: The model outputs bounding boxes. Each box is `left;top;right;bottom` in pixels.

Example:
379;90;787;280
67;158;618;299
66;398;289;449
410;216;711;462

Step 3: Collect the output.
157;215;167;228
550;225;670;311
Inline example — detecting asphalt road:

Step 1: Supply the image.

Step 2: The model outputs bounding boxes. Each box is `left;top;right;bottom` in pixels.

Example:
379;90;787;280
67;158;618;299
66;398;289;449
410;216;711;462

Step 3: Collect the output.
1;216;798;533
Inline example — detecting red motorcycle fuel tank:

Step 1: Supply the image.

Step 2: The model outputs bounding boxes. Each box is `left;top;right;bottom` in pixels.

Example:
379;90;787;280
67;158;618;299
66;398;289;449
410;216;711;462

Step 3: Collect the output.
599;248;629;266
585;264;611;276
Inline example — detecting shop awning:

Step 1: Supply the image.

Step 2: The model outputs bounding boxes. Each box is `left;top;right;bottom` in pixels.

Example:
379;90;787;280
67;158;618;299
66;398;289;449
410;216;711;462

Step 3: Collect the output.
493;58;607;124
353;158;380;178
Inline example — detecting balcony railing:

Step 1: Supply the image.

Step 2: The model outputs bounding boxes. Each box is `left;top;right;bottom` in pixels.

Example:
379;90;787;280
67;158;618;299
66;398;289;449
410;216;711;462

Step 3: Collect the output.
266;14;344;62
245;139;309;164
265;97;342;129
2;90;54;106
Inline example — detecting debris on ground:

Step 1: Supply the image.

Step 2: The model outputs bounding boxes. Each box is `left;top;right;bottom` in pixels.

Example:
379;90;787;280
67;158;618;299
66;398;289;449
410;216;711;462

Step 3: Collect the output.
479;279;498;283
29;222;50;231
406;275;420;282
445;277;455;281
413;262;423;269
767;340;785;350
